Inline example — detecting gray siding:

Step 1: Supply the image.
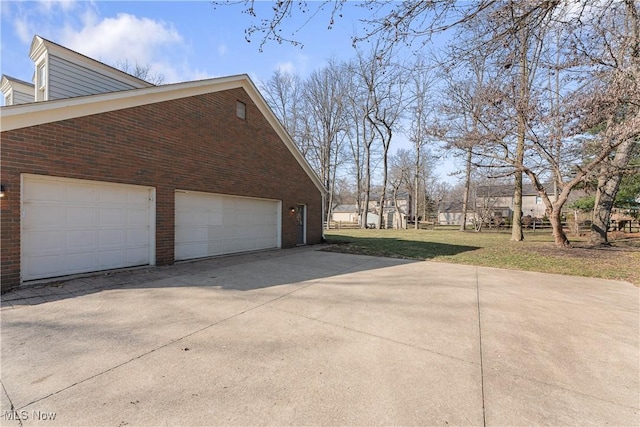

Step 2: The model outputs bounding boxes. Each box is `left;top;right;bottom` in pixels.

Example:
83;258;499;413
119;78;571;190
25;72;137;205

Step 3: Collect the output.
13;89;33;105
48;55;143;100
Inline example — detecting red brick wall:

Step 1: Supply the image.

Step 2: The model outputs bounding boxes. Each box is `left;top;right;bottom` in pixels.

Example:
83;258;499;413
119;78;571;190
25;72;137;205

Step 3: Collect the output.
0;88;323;292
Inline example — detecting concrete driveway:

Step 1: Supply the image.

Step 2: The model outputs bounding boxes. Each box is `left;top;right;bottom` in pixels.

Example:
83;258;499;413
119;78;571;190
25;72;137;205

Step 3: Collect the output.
1;247;638;426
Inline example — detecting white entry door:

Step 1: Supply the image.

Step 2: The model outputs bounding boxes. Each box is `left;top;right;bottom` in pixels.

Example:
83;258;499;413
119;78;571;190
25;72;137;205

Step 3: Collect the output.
22;175;155;281
175;191;280;261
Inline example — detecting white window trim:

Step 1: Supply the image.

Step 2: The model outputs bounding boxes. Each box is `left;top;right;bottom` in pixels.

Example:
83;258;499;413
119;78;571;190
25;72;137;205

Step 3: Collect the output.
34;54;48;101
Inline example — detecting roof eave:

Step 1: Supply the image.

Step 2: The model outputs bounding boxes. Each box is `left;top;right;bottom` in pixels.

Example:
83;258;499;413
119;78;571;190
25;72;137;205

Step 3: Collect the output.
0;74;326;195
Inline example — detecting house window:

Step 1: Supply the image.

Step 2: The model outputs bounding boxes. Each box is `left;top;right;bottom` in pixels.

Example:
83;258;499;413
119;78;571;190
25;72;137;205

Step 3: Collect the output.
37;63;46;89
536;196;542;205
236;101;246;119
4;92;12;106
37;63;46;101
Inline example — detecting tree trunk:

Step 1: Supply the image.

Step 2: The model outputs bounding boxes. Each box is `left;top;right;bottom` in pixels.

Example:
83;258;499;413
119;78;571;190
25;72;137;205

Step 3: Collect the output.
376;139;390;230
511;169;524;241
590;138;635;245
362;163;371;229
460;147;472;231
414;152;420;230
511;19;530;242
549;206;571;247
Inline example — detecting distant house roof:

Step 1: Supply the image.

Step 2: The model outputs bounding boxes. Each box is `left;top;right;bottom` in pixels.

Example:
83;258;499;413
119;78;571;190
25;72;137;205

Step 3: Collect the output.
477;183;554;197
370;191;410;201
333;204;358;213
441;200;464;213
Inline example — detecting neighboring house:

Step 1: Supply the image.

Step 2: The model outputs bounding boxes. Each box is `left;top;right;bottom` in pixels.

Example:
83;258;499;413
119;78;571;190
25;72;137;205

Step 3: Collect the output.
438;201;476;226
332;193;410;229
440;183;586;226
0;35;325;292
331;204;358;223
374;193;410;229
476;183;549;220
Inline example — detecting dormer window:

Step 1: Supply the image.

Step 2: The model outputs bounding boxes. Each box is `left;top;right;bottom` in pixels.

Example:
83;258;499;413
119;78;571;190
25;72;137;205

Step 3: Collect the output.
4;92;12;106
37;64;46;89
36;62;46;101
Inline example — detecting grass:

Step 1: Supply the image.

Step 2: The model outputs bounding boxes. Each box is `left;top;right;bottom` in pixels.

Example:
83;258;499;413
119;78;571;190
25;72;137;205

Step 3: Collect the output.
323;228;640;285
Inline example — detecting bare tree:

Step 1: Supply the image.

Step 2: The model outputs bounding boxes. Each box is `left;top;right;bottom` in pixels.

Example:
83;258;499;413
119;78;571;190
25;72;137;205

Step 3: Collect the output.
342;60;370;227
115;59;165;85
303;60;349;229
355;42;407;229
389;149;415;229
438;44;490;232
259;70;312;156
588;0;640;245
407;57;436;229
346;48;384;229
220;0;640;248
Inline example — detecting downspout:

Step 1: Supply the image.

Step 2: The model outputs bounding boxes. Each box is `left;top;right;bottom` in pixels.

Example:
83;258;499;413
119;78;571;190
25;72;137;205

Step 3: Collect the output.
321;192;326;242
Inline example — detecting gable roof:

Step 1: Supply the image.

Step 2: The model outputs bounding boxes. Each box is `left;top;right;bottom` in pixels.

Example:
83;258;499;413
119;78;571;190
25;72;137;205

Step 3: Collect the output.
333;204;358;213
0;74;326;195
1;74;35;89
477;183;554;197
29;35;153;89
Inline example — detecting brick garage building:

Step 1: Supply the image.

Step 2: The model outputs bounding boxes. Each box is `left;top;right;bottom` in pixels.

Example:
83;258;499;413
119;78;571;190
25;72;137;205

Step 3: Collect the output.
0;76;325;292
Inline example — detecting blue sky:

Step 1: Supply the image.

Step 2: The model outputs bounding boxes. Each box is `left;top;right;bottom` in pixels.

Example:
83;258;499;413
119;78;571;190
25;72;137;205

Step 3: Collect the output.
0;0;459;183
1;1;376;84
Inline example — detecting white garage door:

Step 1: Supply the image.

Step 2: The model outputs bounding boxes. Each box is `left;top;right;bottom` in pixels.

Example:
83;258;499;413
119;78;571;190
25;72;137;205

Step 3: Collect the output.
175;191;280;261
22;175;155;281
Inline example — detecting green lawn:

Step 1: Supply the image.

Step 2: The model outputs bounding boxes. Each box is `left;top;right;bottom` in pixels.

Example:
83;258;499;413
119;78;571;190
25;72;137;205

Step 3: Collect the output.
323;228;640;285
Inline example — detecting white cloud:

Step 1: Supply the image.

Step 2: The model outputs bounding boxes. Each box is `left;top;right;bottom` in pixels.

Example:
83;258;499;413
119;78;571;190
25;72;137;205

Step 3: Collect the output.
60;13;182;66
274;53;311;76
217;44;227;56
6;2;209;84
276;61;295;74
37;0;78;13
14;18;32;44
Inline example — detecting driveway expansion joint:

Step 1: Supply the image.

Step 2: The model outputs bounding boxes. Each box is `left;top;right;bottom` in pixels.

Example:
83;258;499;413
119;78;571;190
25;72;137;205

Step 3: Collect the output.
475;267;487;427
269;305;477;366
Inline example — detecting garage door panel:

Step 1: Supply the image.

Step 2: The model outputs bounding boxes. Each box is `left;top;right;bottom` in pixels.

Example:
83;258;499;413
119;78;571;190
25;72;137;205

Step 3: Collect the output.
67;206;97;227
25;254;65;278
207;240;223;255
127;209;150;225
67;230;97;250
22;176;153;282
208;212;223;225
98;187;127;204
223;227;236;239
99;208;125;226
24;181;66;202
67;185;96;203
126;247;151;265
175;191;279;261
177;211;202;226
128;229;150;245
176;226;207;243
66;252;97;273
176;243;209;260
24;230;65;254
126;189;150;205
99;230;124;247
98;250;124;268
24;205;66;228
